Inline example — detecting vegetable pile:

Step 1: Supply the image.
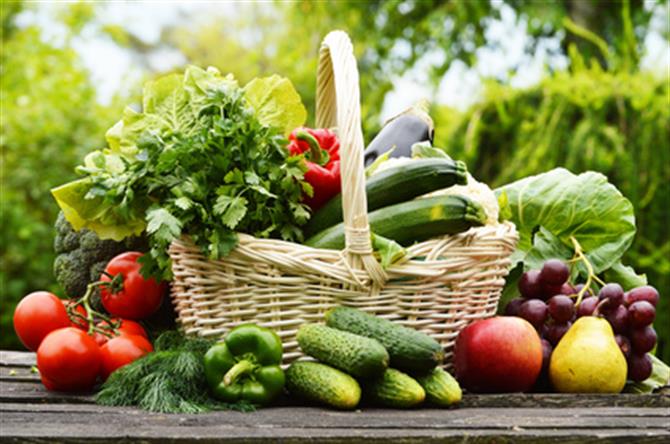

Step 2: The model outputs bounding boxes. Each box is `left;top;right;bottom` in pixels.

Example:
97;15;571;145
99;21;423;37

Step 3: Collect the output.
9;60;669;412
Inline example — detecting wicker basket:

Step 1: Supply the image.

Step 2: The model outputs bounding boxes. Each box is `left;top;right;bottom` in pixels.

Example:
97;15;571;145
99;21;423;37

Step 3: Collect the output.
168;31;518;366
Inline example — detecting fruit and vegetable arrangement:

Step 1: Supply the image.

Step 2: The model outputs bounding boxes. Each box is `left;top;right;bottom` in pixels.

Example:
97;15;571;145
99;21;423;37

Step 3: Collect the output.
10;56;669;414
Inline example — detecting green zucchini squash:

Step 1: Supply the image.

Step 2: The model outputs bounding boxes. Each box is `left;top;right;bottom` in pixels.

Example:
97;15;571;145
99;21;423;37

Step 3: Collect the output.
304;159;468;236
305;194;486;249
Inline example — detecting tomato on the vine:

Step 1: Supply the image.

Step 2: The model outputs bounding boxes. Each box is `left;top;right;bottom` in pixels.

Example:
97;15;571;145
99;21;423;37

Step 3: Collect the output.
93;318;148;346
37;327;101;392
100;334;153;380
100;252;165;320
64;300;89;330
13;292;71;351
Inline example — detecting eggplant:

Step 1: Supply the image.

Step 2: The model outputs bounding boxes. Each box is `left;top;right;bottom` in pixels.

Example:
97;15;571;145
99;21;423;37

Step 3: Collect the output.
364;103;434;166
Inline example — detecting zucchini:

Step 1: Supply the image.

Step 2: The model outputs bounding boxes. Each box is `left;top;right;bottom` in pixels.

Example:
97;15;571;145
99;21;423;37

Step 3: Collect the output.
305;195;486;249
297;324;389;379
304;159;468;236
416;367;462;407
326;306;444;373
364;368;425;408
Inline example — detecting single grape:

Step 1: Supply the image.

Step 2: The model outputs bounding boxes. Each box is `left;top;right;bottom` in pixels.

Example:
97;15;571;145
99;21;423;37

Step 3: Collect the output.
629;326;657;354
505;297;525;316
577;296;599;317
548;295;575;323
560;283;576;296
598;283;624;307
626;286;660;307
628;301;656;328
519;299;548;329
539;259;570;285
573;283;592;297
540;339;553;373
519;270;543;299
627;353;652;382
541;283;564;301
615;334;631;359
544;322;571;346
605;305;629;334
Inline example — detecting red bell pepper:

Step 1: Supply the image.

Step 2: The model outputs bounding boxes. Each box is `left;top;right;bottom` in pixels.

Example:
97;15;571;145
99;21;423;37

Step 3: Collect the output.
288;127;341;210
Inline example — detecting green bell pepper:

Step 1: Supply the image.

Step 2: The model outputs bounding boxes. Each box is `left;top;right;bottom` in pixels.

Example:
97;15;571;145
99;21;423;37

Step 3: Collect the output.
203;324;285;405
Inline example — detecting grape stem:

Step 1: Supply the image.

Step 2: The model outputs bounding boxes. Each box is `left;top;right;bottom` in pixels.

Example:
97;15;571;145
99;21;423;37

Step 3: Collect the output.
569;236;603;307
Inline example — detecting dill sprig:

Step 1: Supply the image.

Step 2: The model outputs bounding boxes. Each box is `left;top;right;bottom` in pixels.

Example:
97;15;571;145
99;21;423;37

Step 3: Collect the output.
96;331;255;413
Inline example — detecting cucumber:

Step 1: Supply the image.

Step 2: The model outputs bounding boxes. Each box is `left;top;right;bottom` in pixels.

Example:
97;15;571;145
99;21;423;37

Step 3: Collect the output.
297;324;389;379
304;159;468;236
305;195;486;249
364;368;425;408
325;306;444;373
416;367;462;407
285;361;361;410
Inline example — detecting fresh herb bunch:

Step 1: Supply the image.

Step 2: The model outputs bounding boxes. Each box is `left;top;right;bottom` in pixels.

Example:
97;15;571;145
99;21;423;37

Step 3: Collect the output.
96;331;256;413
52;67;311;280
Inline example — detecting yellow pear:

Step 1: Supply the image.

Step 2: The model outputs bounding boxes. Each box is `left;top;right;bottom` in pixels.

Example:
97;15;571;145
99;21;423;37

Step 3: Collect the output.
549;316;627;393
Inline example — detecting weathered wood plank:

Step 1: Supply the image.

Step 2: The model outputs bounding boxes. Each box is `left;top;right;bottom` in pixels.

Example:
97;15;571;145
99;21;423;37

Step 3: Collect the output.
3;377;669;409
3;402;668;419
0;381;94;404
0;365;40;382
1;407;669;429
0;350;35;367
1;423;669;444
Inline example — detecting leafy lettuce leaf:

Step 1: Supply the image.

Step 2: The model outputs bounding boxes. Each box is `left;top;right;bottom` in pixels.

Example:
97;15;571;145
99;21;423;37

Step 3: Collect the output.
494;168;636;274
51;178;146;240
243;75;306;136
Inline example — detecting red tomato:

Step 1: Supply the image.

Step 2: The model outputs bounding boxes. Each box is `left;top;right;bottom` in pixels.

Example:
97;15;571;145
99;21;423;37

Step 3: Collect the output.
93;319;148;346
37;327;102;392
64;301;89;330
100;252;165;320
13;292;71;351
100;334;153;380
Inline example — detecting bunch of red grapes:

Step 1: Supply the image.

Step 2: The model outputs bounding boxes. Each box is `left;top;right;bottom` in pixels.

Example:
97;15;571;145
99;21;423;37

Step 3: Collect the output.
505;259;660;383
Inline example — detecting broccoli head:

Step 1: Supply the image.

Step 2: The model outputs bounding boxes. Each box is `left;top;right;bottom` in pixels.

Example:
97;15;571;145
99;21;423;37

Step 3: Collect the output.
53;212;147;300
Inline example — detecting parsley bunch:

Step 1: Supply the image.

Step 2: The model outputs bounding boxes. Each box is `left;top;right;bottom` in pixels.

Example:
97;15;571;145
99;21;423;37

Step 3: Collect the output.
56;67;311;280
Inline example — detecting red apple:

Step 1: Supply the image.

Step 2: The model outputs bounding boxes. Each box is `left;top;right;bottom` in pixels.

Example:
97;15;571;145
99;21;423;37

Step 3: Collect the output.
454;316;543;393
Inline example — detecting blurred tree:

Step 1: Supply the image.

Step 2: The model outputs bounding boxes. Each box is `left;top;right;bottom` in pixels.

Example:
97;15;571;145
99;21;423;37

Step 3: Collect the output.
0;2;124;348
127;0;656;137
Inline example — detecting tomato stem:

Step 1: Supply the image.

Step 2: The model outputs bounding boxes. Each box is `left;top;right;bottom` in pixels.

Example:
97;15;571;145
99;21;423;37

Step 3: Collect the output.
67;280;121;336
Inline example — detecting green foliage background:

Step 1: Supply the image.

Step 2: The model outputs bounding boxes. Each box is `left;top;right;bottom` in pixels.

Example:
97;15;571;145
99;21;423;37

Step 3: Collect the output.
1;1;668;361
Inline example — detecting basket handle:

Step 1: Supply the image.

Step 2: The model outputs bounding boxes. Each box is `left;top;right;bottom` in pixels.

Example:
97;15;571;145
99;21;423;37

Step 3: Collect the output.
315;31;386;288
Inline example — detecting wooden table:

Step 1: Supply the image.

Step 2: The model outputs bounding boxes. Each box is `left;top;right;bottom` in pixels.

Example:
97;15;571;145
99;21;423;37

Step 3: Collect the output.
2;351;669;443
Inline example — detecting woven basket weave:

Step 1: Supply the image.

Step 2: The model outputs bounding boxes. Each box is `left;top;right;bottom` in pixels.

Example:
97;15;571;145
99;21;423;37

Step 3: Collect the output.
168;31;518;366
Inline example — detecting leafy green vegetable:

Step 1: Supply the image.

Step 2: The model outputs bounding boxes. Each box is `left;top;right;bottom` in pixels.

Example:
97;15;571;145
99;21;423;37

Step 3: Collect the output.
53;66;311;279
604;261;648;291
624;354;670;394
410;141;452;160
96;331;255;413
244;75;307;136
494;168;635;274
